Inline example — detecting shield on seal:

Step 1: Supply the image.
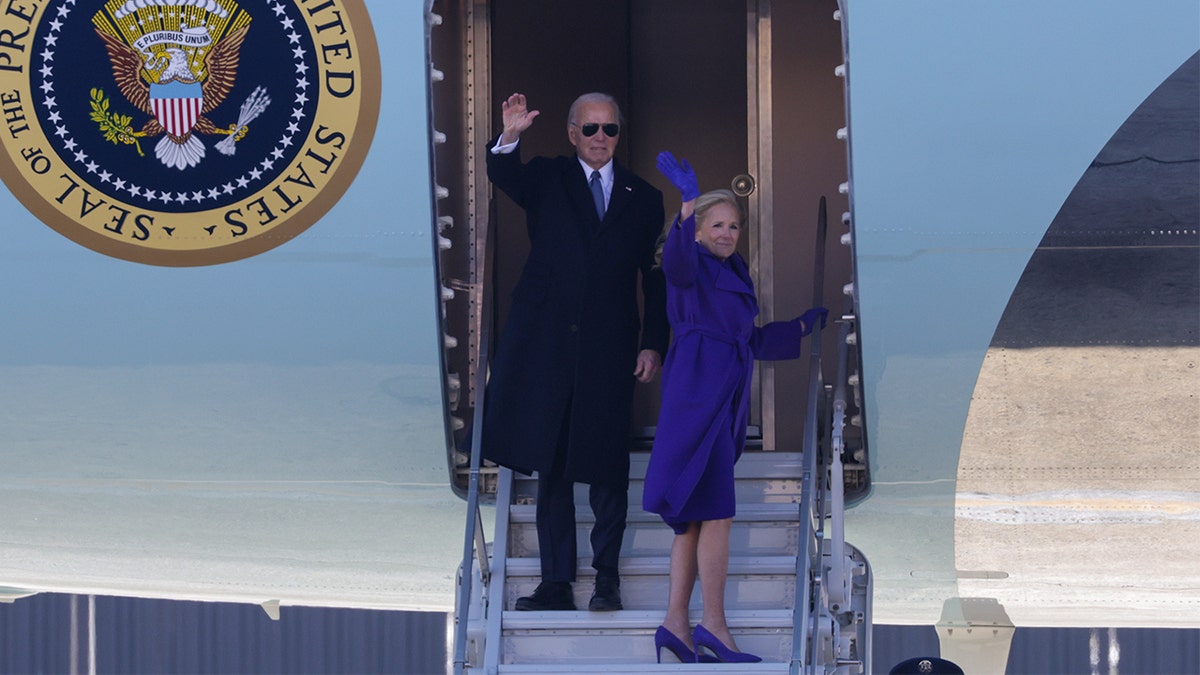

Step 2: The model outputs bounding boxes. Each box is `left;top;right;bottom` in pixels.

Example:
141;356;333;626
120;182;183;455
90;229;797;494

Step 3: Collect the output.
149;81;204;138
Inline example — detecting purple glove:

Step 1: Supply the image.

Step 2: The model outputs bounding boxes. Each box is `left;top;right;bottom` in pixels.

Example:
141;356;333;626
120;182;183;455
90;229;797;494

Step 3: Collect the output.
656;150;700;201
799;307;829;336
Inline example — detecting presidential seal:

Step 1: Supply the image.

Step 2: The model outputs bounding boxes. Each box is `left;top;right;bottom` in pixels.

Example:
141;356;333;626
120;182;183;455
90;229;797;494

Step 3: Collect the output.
0;0;380;265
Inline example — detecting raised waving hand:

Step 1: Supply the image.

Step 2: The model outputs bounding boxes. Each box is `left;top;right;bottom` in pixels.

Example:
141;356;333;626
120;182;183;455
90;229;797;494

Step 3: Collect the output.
500;93;540;145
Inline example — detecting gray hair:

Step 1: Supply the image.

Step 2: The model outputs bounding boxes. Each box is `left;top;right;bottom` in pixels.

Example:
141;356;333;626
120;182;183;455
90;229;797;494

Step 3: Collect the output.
567;92;622;125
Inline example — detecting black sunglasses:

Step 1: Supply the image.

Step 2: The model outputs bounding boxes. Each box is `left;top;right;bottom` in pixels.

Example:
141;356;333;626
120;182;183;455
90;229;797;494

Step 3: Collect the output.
574;122;620;138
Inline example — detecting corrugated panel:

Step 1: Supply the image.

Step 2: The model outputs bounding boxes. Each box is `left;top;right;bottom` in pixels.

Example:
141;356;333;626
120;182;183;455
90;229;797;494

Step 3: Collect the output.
4;598;1197;674
0;594;447;675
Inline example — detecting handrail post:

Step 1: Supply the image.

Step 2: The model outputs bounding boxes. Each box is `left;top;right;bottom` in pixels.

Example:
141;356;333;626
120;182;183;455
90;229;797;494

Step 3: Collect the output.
791;197;829;674
792;346;823;675
451;317;491;674
828;320;850;612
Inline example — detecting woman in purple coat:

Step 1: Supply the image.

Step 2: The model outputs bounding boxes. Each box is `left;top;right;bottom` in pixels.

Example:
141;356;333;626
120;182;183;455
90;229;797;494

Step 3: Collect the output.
645;151;826;664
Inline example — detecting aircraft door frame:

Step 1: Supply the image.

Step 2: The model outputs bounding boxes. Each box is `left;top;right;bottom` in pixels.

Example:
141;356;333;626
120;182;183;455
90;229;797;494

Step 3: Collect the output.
747;0;777;450
450;0;781;452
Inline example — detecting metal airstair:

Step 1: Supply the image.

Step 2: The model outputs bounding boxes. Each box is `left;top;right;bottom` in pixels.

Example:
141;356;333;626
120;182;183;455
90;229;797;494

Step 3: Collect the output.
429;2;873;669
448;198;871;674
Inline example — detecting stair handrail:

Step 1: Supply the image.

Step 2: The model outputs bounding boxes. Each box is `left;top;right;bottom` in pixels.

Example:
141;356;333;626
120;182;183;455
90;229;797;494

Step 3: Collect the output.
791;197;829;673
827;316;851;613
481;467;513;674
451;290;492;675
826;314;868;674
793;343;825;675
448;76;496;672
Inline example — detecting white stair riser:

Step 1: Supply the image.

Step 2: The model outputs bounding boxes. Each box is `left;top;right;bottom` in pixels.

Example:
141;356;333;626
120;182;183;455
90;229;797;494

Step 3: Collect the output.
503;573;798;611
508;520;801;559
499;630;795;665
513;478;806;507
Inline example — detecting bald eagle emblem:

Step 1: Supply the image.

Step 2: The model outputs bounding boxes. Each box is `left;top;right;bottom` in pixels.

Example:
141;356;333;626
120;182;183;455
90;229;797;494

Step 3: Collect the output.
1;0;380;265
92;0;270;170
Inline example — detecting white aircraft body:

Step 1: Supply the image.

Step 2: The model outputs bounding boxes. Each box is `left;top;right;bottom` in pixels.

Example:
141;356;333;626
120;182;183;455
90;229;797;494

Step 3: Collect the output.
0;0;1196;671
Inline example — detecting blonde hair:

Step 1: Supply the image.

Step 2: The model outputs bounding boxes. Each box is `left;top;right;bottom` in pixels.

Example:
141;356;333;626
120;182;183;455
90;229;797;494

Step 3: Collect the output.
654;189;744;267
693;189;743;226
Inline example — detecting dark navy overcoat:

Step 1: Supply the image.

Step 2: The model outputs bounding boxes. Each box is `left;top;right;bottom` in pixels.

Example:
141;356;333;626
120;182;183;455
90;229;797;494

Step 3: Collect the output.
643;212;805;530
481;141;668;490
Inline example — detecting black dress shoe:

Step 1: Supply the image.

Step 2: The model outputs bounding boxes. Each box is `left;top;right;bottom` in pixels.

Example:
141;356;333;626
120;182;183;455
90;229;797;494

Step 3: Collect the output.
515;581;575;611
588;575;622;611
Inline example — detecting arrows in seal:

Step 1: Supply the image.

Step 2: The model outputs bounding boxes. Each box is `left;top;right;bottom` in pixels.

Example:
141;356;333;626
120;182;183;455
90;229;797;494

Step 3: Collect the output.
215;86;271;156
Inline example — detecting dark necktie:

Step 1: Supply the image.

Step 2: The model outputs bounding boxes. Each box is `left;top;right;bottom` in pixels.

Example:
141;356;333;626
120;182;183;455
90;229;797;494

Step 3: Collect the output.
589;170;605;220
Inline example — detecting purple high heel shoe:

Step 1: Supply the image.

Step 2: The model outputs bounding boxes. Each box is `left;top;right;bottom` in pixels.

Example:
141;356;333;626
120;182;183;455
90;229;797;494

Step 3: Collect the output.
654;626;719;663
693;624;762;663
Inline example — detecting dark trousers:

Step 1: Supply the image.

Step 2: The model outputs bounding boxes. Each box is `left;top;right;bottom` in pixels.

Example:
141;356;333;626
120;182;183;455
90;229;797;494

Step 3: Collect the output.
535;415;628;583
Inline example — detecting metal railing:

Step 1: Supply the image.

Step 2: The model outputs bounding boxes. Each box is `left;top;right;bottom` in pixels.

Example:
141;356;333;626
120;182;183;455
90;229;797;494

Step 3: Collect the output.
790;195;870;674
826;314;871;674
792;197;830;673
792;344;828;675
451;310;491;675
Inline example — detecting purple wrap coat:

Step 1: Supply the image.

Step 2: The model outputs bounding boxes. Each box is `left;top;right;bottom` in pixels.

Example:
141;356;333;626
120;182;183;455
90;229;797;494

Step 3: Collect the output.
642;212;804;531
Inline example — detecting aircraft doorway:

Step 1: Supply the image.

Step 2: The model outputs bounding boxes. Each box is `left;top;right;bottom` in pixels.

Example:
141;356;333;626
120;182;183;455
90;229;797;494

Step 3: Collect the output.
487;0;761;436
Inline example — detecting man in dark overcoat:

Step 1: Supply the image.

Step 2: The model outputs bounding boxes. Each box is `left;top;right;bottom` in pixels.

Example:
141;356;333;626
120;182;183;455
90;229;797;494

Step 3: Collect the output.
482;91;668;611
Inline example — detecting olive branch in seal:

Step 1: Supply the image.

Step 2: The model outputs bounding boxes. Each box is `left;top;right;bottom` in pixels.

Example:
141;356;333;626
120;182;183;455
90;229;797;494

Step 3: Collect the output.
89;88;145;157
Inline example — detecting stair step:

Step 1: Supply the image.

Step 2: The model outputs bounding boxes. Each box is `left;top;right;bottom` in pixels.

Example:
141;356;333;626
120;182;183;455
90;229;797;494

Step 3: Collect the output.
508;451;802;479
504;555;797;578
506;526;801;559
501;556;799;611
509;502;801;524
505;503;802;559
511;452;807;506
501;608;792;630
628;451;805;477
495;610;796;666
